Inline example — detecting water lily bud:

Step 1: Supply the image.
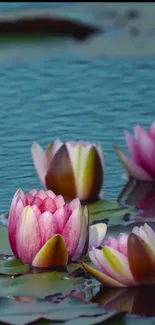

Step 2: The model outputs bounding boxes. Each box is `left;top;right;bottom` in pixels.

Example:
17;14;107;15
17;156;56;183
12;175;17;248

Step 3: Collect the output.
31;140;104;201
8;189;107;268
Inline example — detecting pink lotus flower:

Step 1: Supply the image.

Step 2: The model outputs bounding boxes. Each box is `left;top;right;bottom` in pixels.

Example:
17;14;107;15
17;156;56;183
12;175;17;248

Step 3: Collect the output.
8;189;107;268
82;223;155;287
31;140;104;201
115;122;155;181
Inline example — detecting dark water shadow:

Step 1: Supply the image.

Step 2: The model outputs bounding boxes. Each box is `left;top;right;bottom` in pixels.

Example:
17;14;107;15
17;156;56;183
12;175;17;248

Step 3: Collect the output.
0;15;101;42
118;179;155;219
91;285;155;317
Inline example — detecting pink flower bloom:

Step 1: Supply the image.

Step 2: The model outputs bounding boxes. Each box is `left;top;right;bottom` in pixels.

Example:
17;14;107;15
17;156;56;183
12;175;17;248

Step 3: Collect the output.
31;140;104;201
8;189;107;268
83;223;155;287
115;122;155;181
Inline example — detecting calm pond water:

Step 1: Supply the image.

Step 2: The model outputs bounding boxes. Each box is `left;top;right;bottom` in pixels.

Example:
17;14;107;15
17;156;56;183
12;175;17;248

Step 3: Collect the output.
0;3;155;213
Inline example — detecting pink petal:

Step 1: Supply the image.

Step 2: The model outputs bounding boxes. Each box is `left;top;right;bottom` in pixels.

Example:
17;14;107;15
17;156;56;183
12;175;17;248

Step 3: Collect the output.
26;193;35;206
117;234;128;256
38;211;57;246
69;198;81;211
53;207;69;233
8;197;24;257
16;206;41;264
115;147;153;181
134;126;155;177
149;121;155;138
134;125;146;142
46;190;56;199
39;197;57;214
9;189;23;213
31;142;50;186
29;189;38;197
37;190;48;200
33;197;43;208
31;204;41;218
54;195;65;209
105;237;118;250
62;206;82;259
125;131;140;164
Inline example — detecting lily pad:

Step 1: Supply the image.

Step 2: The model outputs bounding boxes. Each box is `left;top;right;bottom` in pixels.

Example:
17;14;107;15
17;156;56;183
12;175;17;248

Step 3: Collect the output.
0;258;29;275
0;272;84;298
0;226;13;255
65;311;125;325
0;296;106;325
88;200;121;213
87;200;136;224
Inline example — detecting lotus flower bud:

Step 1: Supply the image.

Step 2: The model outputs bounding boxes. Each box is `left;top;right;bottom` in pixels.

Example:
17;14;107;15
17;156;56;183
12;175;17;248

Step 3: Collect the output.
8;189;107;268
31;140;104;201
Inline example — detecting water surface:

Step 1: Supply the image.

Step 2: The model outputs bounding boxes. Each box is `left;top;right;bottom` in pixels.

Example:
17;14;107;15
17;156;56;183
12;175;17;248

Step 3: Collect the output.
0;3;155;213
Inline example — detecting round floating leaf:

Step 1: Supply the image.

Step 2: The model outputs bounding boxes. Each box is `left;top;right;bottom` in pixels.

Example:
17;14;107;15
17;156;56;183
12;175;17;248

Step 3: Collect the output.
0;296;106;325
88;200;121;213
88;200;136;224
1;272;84;298
0;226;13;255
65;311;125;325
0;258;29;275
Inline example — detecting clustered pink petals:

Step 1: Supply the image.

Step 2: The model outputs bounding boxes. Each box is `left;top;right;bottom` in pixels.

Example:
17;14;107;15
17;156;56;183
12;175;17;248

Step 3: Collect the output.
8;189;107;267
105;233;128;256
8;189;82;265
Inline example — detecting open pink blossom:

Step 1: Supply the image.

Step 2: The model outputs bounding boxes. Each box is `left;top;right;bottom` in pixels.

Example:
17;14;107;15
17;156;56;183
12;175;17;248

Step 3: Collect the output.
8;189;107;267
83;223;155;287
115;122;155;181
31;140;104;201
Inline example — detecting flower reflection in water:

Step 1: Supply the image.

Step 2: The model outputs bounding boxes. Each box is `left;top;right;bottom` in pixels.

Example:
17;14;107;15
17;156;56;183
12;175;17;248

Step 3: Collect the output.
91;286;155;317
118;178;155;219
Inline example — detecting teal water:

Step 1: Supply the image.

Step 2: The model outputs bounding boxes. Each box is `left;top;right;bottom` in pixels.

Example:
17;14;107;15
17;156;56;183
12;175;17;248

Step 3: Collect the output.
0;3;155;213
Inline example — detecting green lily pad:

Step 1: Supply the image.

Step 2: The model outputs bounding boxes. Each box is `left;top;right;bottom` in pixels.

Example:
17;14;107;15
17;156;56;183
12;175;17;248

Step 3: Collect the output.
0;226;13;255
88;200;136;224
88;200;121;213
65;311;125;325
0;296;106;325
0;258;29;275
0;272;84;298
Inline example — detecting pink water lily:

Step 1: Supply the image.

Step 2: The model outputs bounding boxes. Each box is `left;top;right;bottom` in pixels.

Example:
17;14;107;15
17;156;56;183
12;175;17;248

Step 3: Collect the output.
31;140;104;201
8;189;107;268
82;223;155;287
115;122;155;181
